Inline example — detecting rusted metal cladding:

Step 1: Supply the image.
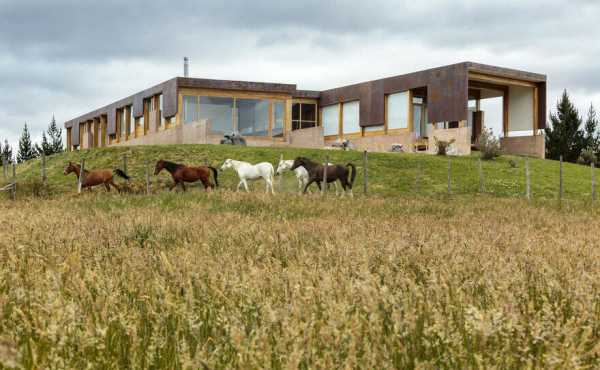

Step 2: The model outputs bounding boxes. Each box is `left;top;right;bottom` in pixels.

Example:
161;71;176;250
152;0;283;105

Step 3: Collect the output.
71;122;80;146
426;64;469;123
107;108;117;134
538;82;547;130
321;63;470;127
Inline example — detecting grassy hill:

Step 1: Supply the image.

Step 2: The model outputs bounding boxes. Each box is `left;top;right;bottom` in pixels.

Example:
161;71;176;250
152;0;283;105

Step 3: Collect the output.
2;144;596;201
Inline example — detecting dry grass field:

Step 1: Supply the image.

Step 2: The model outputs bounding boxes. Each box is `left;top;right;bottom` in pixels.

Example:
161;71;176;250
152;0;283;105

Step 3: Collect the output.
1;191;599;368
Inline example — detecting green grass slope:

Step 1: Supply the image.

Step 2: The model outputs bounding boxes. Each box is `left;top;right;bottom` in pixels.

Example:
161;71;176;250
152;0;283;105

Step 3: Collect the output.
1;144;595;201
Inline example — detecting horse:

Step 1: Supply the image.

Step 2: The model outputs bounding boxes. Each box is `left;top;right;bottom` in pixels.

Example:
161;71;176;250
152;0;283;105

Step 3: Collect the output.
154;160;218;192
290;157;356;197
220;159;275;194
63;162;130;192
276;159;339;195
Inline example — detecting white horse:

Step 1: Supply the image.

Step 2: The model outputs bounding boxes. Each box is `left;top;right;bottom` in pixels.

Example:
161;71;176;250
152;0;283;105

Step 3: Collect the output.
220;159;275;194
276;159;338;195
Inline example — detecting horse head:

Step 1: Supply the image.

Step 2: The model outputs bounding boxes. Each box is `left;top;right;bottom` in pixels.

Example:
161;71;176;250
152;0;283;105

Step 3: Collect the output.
220;159;233;171
154;160;165;175
63;162;76;175
290;157;310;171
276;159;291;175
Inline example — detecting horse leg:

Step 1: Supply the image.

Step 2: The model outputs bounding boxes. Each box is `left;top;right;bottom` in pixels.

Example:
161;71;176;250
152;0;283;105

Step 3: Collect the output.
169;181;178;191
237;181;243;192
303;179;316;194
181;182;187;192
268;177;275;195
104;183;111;192
109;180;120;193
243;179;250;193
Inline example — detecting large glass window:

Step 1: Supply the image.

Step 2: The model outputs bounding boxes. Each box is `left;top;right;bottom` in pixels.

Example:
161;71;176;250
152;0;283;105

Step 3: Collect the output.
342;101;360;134
272;101;285;137
322;105;339;136
129;107;135;134
159;94;165;126
388;91;409;129
292;102;317;130
237;99;269;136
199;96;234;133
183;96;198;124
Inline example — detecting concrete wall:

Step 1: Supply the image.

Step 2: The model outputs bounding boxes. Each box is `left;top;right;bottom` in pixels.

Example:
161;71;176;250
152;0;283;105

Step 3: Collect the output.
288;126;325;148
337;131;414;152
501;135;544;158
428;127;471;155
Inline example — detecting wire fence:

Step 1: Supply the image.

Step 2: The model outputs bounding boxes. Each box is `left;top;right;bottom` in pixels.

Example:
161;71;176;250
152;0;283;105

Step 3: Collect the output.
1;151;598;206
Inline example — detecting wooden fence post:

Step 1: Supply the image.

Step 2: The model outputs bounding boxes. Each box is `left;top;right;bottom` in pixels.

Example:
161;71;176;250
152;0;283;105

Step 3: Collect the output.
478;157;484;193
10;161;16;201
525;157;531;200
41;152;47;190
592;162;596;202
447;157;452;195
123;154;128;182
278;153;284;189
559;155;564;203
414;161;421;194
145;159;151;195
363;150;368;195
322;155;329;196
77;159;85;194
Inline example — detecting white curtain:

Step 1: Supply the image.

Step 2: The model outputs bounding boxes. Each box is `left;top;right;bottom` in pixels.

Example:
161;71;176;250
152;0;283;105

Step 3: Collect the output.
322;105;339;136
342;101;360;134
388;92;409;129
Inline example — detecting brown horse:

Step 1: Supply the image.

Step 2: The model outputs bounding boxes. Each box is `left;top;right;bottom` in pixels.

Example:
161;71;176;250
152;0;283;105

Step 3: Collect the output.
63;162;130;192
154;160;218;191
290;157;356;196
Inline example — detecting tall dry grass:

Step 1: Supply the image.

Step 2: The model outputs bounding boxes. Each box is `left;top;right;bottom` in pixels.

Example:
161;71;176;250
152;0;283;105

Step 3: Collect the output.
1;192;599;368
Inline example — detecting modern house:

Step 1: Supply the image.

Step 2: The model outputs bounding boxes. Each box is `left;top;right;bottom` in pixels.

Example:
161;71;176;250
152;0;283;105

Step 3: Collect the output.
64;61;547;157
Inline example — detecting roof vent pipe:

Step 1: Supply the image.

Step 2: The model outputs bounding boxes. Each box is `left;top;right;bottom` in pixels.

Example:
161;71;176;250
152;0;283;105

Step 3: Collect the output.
183;57;189;77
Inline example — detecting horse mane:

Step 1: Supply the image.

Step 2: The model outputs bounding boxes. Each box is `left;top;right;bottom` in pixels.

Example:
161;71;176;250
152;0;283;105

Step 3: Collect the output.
161;160;184;172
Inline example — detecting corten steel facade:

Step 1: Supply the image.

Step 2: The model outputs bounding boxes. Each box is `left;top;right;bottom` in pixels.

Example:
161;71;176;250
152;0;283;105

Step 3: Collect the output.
64;62;547;157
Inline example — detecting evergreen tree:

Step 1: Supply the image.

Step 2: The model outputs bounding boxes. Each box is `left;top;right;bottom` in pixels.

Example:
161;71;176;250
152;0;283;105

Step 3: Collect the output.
35;131;52;157
583;104;599;154
47;115;63;154
544;90;584;162
17;123;38;163
1;139;13;163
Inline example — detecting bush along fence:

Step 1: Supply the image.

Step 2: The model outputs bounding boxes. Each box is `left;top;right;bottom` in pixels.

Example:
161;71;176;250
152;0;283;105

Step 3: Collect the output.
1;151;599;204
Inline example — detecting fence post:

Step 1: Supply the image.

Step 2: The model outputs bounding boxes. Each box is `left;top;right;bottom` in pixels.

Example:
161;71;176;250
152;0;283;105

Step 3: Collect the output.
77;159;85;194
447;157;452;195
592;162;596;202
559;155;564;203
41;152;47;190
363;150;368;195
10;161;16;201
145;159;151;195
322;155;329;196
279;153;284;189
123;154;128;182
525;157;531;200
478;157;484;193
414;161;421;194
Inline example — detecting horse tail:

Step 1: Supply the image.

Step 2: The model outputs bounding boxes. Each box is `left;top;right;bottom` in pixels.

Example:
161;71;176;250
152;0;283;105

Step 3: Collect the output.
208;166;219;188
346;163;357;186
113;168;130;180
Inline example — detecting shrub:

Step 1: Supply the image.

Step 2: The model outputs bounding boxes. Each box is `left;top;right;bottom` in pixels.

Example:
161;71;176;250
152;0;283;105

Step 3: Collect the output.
577;147;597;166
477;128;502;160
434;137;455;156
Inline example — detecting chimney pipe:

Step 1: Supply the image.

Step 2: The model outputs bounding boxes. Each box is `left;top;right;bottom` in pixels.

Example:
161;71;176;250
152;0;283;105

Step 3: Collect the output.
183;57;189;77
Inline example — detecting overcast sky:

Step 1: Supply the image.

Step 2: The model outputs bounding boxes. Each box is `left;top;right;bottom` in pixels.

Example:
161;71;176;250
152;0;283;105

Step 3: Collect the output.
1;0;600;149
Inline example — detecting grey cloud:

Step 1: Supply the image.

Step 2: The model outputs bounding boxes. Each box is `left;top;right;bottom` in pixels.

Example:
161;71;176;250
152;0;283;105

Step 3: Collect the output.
1;0;600;147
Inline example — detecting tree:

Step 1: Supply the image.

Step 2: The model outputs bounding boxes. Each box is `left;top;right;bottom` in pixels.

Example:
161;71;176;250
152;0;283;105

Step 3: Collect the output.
35;131;52;157
1;139;13;163
17;123;38;163
544;90;584;162
47;115;63;154
583;104;599;154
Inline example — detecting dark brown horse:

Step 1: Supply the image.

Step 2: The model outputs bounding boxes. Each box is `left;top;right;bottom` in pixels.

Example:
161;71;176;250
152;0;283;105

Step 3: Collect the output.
290;157;356;196
64;162;130;192
154;160;218;191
